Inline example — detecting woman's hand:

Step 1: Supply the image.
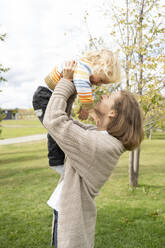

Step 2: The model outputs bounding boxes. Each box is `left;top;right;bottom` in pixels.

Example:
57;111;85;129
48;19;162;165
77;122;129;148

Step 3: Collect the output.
63;60;77;81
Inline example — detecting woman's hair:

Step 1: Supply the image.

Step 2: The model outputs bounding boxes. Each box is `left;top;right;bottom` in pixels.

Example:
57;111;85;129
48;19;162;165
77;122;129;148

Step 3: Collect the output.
84;49;121;83
107;91;144;151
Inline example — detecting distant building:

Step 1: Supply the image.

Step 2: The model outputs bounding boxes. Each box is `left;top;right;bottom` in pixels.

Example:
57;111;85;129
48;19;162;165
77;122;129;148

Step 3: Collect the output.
18;108;36;120
2;108;36;120
2;109;17;120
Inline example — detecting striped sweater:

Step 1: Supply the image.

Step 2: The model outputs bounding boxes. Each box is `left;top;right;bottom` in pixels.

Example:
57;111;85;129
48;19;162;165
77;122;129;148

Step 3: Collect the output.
43;78;124;248
45;58;94;110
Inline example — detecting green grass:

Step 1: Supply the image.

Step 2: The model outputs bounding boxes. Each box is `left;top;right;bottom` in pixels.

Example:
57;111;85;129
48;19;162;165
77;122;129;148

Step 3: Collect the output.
1;119;165;142
0;119;47;139
151;131;165;140
0;136;165;247
95;138;165;248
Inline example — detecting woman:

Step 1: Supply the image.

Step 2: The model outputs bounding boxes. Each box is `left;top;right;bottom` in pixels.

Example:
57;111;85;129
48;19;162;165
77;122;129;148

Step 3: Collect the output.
43;61;144;248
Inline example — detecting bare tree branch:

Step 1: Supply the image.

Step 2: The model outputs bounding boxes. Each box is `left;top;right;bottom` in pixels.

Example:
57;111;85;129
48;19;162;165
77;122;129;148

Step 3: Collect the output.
111;4;126;48
84;12;98;49
144;0;159;16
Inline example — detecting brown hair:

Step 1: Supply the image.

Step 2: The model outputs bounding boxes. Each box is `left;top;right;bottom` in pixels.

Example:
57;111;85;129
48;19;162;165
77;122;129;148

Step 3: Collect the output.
107;91;144;151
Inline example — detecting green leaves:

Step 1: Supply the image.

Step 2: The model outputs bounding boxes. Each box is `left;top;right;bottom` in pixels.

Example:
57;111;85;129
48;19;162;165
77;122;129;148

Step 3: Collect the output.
0;33;10;84
107;0;165;134
0;33;7;41
0;29;10;134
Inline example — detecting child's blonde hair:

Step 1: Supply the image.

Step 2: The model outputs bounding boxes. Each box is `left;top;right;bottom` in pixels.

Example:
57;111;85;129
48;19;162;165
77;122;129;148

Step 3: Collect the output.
84;49;121;83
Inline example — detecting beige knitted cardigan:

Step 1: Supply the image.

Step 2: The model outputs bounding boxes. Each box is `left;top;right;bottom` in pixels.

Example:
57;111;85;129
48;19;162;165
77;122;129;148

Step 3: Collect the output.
43;78;124;248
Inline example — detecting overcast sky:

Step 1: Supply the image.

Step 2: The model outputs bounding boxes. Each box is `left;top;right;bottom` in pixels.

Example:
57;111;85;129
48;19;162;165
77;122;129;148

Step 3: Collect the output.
0;0;115;109
1;0;163;109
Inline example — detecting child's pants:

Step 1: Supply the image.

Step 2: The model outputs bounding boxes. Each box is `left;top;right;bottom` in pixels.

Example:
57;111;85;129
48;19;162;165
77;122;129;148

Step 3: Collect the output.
32;86;65;167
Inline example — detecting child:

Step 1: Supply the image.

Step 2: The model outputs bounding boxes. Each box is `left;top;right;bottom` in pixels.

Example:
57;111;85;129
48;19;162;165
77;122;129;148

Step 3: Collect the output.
32;49;120;174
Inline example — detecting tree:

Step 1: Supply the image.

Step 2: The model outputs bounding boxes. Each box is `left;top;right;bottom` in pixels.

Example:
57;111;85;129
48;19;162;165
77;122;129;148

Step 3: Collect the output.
0;30;10;134
84;0;164;186
102;0;165;186
0;32;9;84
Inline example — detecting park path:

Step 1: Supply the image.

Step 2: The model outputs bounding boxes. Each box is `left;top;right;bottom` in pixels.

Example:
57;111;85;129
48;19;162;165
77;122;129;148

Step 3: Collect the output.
0;134;47;145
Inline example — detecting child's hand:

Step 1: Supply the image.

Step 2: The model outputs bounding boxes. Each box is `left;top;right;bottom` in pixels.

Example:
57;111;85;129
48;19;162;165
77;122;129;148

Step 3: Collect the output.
63;60;77;81
78;107;89;120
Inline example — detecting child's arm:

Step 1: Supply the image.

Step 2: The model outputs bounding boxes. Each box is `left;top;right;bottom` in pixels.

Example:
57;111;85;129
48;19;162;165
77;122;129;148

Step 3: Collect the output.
76;92;94;120
45;65;63;91
73;62;94;120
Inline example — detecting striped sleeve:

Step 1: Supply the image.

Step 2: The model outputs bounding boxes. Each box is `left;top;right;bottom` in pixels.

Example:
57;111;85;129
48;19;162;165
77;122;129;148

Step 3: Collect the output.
45;65;63;91
73;61;94;110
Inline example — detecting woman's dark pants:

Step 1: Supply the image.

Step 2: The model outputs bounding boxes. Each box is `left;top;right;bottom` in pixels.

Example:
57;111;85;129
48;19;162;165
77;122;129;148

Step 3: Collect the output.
53;210;58;248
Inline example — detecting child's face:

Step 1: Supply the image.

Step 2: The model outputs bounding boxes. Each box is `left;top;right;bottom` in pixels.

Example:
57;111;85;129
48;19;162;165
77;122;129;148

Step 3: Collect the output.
90;73;109;86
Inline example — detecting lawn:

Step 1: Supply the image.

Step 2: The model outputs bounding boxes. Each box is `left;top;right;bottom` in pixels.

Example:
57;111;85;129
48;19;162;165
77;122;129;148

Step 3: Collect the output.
0;119;47;139
0;136;165;248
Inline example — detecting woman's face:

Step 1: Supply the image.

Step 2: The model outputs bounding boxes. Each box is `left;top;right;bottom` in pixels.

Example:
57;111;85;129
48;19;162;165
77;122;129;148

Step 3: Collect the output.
95;92;119;114
94;92;119;129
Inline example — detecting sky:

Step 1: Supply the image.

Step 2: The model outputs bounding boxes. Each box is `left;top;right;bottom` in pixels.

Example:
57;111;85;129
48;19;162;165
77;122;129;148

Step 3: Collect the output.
0;0;164;109
0;0;114;109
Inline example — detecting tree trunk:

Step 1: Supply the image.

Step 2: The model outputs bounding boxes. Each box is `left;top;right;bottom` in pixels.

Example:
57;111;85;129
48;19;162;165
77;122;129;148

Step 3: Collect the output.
129;150;134;186
126;0;130;88
149;128;152;140
129;1;145;187
138;0;145;95
129;147;140;187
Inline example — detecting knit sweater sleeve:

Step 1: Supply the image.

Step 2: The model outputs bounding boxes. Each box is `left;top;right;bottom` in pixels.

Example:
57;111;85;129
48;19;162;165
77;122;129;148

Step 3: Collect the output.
43;78;96;170
71;118;97;131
